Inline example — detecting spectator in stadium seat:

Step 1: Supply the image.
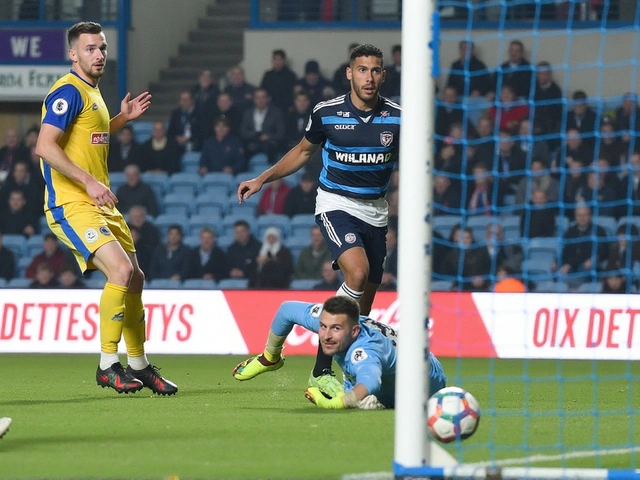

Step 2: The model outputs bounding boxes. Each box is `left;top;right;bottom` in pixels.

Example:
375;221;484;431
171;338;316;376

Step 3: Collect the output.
435;87;464;142
59;264;86;289
296;60;331;107
29;263;59;289
595;157;621;194
140;121;181;175
493;40;533;99
257;178;290;216
514;157;558;207
575;170;619;219
240;88;286;164
0;231;16;281
607;224;640;271
516;118;551;167
565;91;597;149
224;65;256;115
25;233;66;279
255;226;294;289
260;49;297;113
282;172;317;217
620;152;640;216
493;265;526;293
0;160;42;218
23;126;39;150
601;268;628;294
520;190;557;238
313;260;342;291
211;92;242;138
446;40;491;98
380;45;401;101
615;93;640;147
108;125;144;173
0;128;29;182
227;219;262;286
167;90;208;153
467;162;501;215
149;225;191;281
199;118;246;176
115;164;159;217
285;91;312;150
443;225;491;292
0;190;37;237
485;223;523;273
531;61;563;139
186;227;229;282
433;174;461;216
474;116;496;164
496;129;527;196
379;225;398;291
563;127;592;166
191;70;219;115
559;206;609;279
562;157;587;219
332;43;359;95
295;225;331;280
488;85;529;133
597;118;627;166
127;206;160;273
435;129;463;184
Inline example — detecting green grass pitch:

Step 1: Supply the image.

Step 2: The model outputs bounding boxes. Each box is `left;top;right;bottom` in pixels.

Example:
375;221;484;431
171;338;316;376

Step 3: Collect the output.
0;354;638;479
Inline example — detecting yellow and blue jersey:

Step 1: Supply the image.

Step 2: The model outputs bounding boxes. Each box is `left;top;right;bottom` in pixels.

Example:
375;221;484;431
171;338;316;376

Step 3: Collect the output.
40;69;111;210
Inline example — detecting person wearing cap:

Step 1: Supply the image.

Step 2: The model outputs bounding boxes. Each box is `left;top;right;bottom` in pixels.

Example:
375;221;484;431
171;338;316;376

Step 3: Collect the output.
296;60;331;107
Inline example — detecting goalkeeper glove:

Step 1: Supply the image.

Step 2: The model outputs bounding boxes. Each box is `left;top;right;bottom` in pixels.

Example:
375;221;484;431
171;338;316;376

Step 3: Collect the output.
304;387;345;409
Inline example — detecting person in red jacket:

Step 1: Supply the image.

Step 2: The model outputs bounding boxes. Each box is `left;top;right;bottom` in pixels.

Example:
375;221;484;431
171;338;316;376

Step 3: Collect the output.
488;85;529;133
256;178;290;216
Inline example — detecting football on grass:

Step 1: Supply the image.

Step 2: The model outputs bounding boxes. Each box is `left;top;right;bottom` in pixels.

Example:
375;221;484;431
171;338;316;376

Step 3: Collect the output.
427;386;480;443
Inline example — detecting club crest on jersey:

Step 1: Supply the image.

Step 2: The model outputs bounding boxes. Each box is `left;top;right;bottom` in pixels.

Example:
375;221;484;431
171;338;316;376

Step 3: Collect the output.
380;131;393;147
310;304;323;318
91;132;110;145
85;228;98;244
99;226;111;236
92;103;98;110
52;98;68;115
345;233;356;244
351;348;368;363
381;110;389;117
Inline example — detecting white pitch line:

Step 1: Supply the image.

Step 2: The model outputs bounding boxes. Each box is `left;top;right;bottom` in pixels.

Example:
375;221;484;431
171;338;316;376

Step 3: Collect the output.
341;472;393;480
471;446;640;467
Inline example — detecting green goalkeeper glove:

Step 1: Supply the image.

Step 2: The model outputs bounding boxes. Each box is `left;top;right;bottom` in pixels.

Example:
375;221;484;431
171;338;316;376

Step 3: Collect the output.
304;387;345;409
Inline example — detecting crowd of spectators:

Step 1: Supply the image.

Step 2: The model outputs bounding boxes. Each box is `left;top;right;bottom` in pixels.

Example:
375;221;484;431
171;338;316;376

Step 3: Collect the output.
0;40;639;294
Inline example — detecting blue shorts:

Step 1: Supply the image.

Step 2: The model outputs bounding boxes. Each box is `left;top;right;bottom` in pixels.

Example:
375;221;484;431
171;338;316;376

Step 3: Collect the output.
315;211;388;284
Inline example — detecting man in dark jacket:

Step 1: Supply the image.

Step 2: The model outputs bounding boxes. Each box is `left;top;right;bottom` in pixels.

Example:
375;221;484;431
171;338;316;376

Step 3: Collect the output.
446;41;491;97
260;49;297;113
115;164;160;217
560;206;609;281
226;220;261;287
149;225;191;281
187;227;229;282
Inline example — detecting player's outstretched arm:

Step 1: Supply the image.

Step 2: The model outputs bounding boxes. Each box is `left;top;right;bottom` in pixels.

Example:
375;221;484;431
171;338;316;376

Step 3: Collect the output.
109;91;152;134
237;138;320;203
36;124;118;208
304;383;368;409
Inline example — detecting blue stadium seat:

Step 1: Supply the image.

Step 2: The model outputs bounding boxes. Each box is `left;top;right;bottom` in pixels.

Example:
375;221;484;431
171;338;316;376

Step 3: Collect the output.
526;238;561;260
109;172;126;191
85;277;107;289
256;214;291;239
618;216;640;231
235;171;257;186
141;172;169;198
501;215;521;240
26;235;44;258
3;234;26;258
147;279;182;289
8;278;31;288
283;170;303;188
221;214;256;237
468;216;498;243
39;216;52;234
555;216;569;236
217;234;235;249
163;192;195;217
227;193;258;216
529;250;556;265
153;214;188;238
287;233;310;250
194;194;226;217
87;270;107;286
577;282;603;293
431;280;453;291
130;121;154;143
181;151;201;174
521;259;554;283
0;278;7;288
290;214;317;237
217;278;249;290
290;279;319;290
593;215;617;236
183;235;200;249
535;281;569;293
248;153;269;170
188;214;221;236
433;215;461;240
183;278;217;290
168;172;200;195
201;172;234;194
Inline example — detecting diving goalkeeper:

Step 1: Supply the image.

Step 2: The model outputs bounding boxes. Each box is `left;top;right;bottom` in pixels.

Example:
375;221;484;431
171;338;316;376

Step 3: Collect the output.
232;296;446;409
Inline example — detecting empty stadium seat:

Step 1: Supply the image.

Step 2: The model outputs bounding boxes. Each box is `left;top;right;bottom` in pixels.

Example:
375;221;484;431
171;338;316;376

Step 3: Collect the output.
153;214;188;238
141;172;169;198
147;279;183;289
130;121;154;143
201;172;235;194
577;282;603;293
501;215;521;239
85;277;107;289
188;214;221;236
526;238;561;261
433;215;461;240
183;278;217;290
181;152;201;174
535;281;569;293
109;172;126;191
593;215;617;236
8;278;31;288
555;216;569;235
290;279;319;290
248;153;269;170
26;235;44;257
617;216;640;231
217;234;235;249
468;216;498;242
256;214;291;239
163;193;195;217
217;278;249;290
221;214;256;237
168;173;200;195
0;278;7;288
521;259;554;283
235;172;257;186
3;234;26;258
290;214;317;237
183;235;200;249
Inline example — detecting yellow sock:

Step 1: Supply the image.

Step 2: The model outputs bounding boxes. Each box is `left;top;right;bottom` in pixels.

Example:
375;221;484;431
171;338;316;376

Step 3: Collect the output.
123;292;146;357
263;330;286;362
100;283;128;354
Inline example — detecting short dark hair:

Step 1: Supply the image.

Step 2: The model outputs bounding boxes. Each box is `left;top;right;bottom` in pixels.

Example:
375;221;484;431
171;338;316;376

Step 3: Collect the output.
322;296;360;325
510;40;524;50
573;90;588;101
168;225;183;235
233;220;250;230
214;117;230;128
44;233;57;242
67;21;102;47
272;49;286;59
391;44;401;54
350;44;384;67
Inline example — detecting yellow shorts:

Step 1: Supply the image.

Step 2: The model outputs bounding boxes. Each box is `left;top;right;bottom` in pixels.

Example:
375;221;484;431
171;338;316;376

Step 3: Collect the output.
46;201;135;272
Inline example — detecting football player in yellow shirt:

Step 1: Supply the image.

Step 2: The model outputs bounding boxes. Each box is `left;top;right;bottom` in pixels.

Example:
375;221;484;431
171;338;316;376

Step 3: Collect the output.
35;21;177;396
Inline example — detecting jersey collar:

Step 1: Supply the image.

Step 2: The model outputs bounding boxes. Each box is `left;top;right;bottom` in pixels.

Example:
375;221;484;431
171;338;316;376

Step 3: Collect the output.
70;69;98;89
346;93;383;124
